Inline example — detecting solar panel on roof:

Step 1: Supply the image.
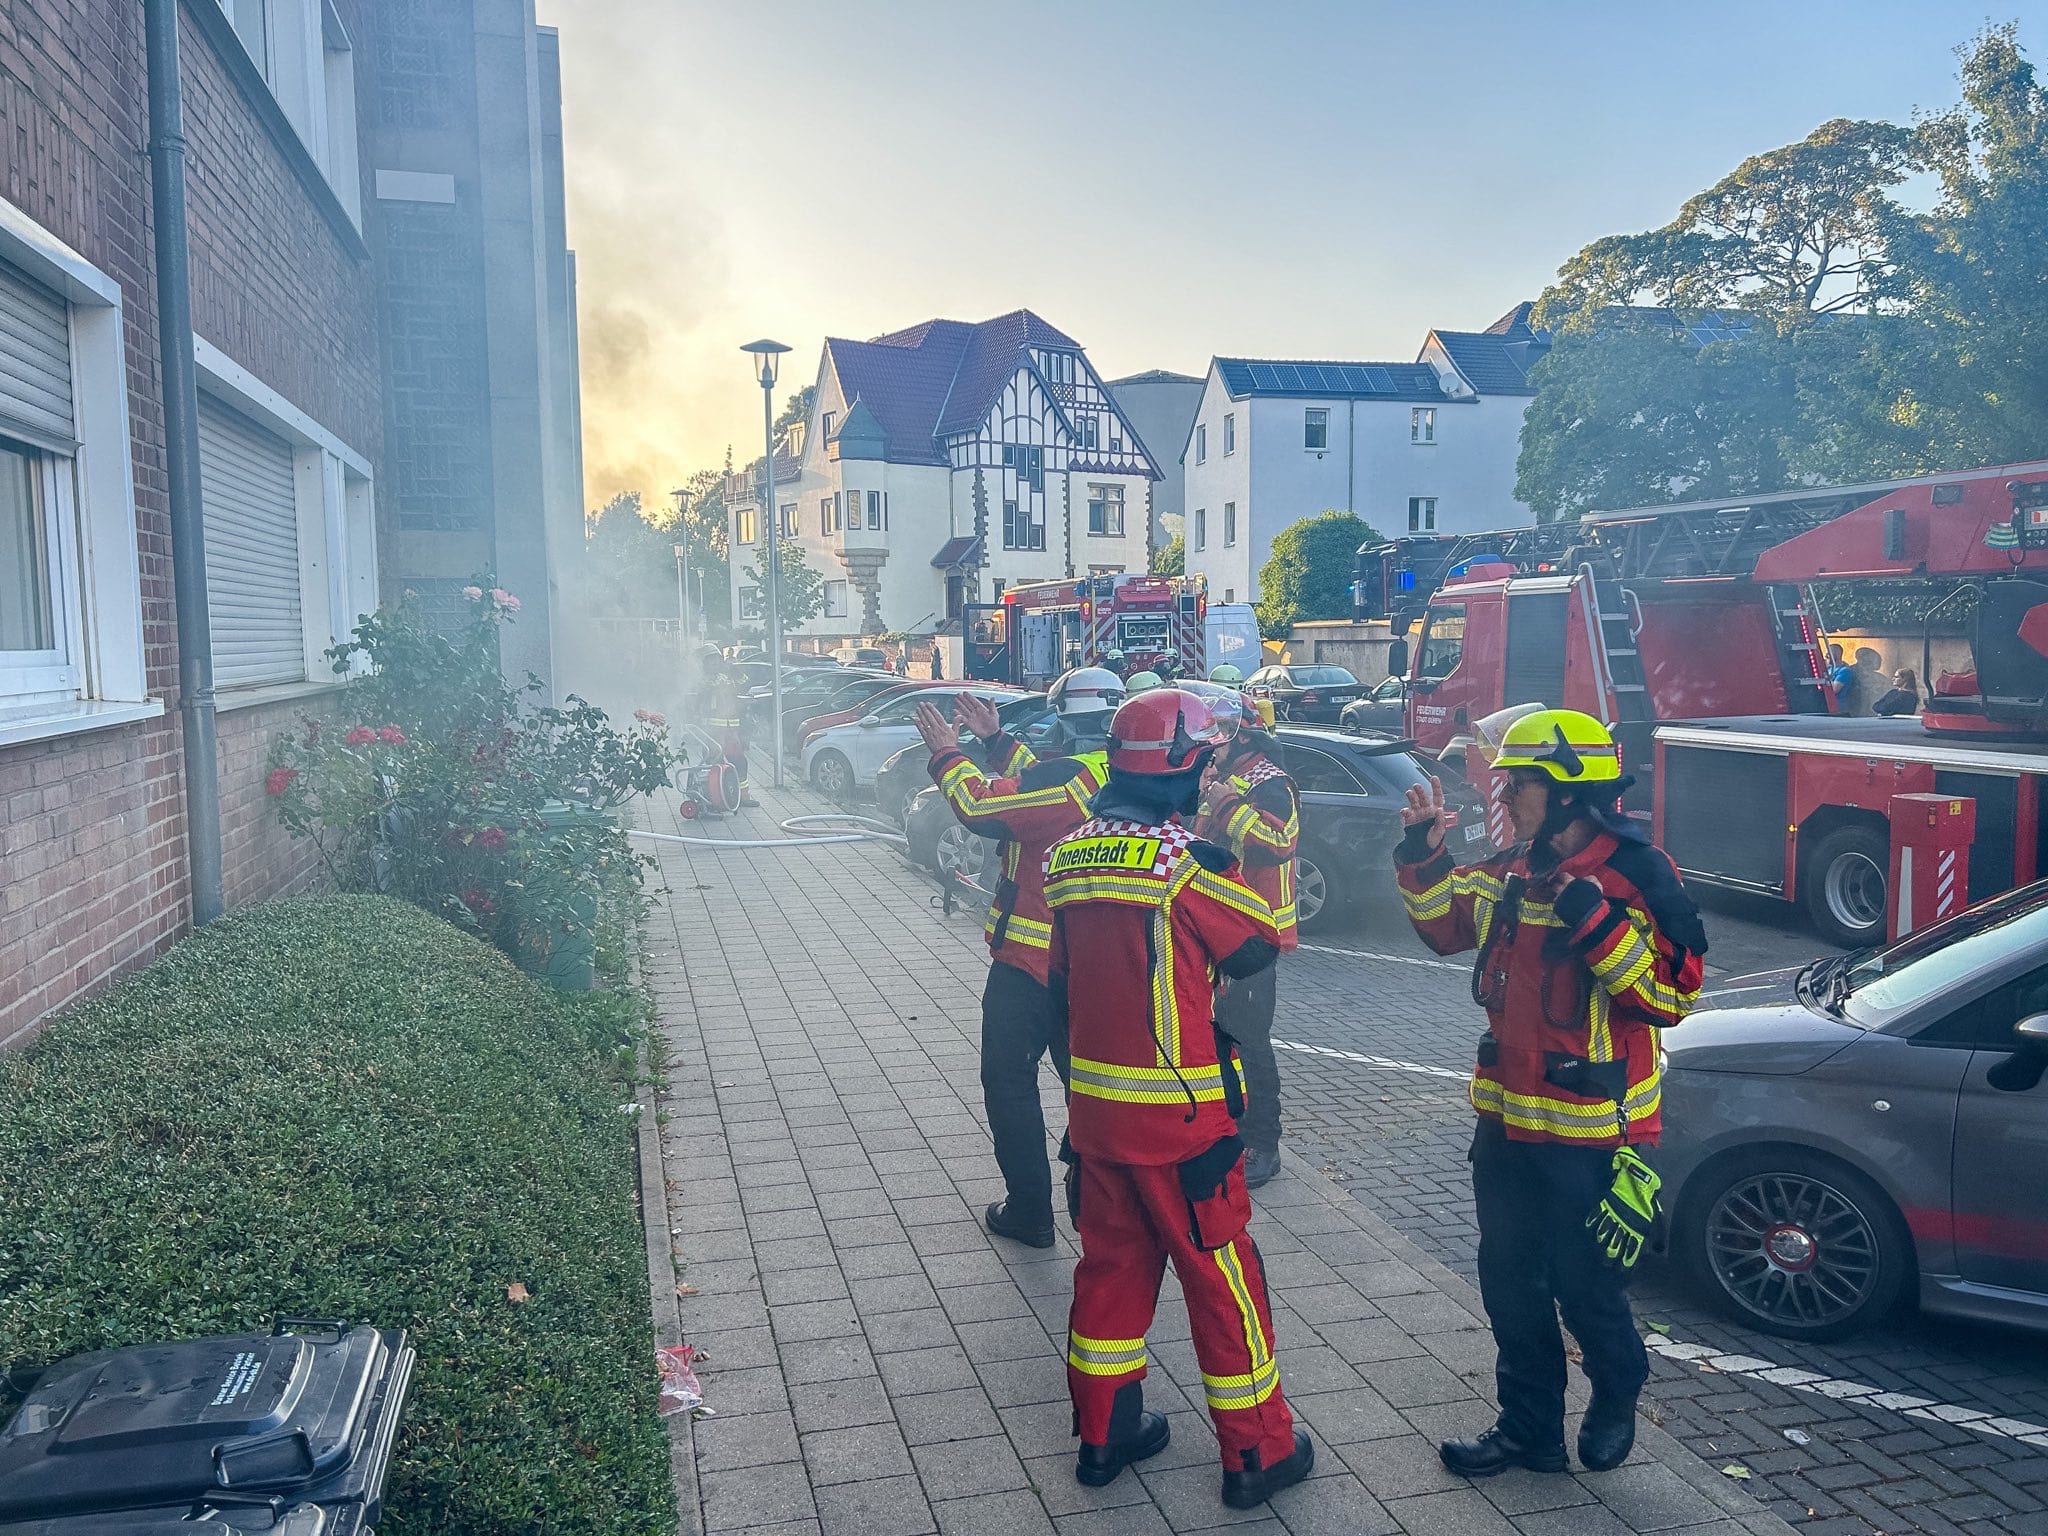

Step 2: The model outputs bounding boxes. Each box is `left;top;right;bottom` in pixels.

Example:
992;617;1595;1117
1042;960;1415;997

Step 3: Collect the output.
1364;367;1395;392
1249;363;1282;390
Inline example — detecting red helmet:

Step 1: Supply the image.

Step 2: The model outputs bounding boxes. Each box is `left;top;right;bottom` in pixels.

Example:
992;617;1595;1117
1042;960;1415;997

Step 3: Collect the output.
1107;687;1229;775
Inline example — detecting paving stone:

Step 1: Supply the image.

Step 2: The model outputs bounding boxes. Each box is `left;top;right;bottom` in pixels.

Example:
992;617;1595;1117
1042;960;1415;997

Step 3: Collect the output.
765;1265;852;1305
700;1460;818;1532
1290;1387;1412;1445
1369;1354;1477;1410
1024;1453;1158;1517
814;1473;937;1536
933;1489;1059;1535
896;1384;1006;1446
1338;1434;1473;1502
864;1307;959;1355
1136;1462;1279;1529
692;1406;801;1471
1268;1470;1402;1536
1381;1487;1524;1536
879;1343;983;1397
776;1298;864;1341
913;1433;1033;1496
802;1420;916;1485
1586;1462;1734;1532
838;1241;926;1281
778;1334;878;1387
1052;1508;1176;1535
938;1281;1037;1325
696;1362;790;1418
790;1373;896;1433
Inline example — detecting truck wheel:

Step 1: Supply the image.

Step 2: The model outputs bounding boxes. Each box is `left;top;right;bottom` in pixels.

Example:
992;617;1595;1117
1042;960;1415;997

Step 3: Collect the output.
1803;824;1889;947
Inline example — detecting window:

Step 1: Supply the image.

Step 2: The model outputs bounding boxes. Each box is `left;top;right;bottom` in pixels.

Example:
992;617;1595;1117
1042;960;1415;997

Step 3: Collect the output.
1223;414;1235;455
738;586;762;622
1196;424;1207;464
1408;496;1437;533
867;489;882;529
1224;503;1237;547
1224;587;1235;603
215;0;359;222
1194;508;1207;550
1416;607;1466;678
1110;434;1123;453
735;506;757;545
822;580;849;619
1002;444;1014;467
819;496;833;535
822;411;836;440
779;502;796;537
786;421;806;457
1412;407;1435;444
1079;416;1098;450
1087;484;1124;537
1003;499;1021;550
1304;408;1329;451
1281;744;1364;794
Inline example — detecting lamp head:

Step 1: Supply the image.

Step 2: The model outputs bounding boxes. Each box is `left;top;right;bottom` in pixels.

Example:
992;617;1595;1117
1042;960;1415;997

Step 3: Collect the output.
741;338;792;388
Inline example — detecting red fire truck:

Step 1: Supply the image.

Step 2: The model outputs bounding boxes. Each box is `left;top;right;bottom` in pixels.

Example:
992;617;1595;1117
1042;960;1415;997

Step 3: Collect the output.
964;575;1206;688
1362;462;2048;946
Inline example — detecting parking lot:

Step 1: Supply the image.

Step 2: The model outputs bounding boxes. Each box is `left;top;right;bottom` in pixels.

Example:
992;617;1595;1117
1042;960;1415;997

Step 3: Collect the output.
1277;887;2048;1536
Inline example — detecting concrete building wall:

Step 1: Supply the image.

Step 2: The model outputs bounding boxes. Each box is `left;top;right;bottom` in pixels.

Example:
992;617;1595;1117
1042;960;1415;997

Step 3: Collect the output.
1106;371;1202;532
1182;368;1255;603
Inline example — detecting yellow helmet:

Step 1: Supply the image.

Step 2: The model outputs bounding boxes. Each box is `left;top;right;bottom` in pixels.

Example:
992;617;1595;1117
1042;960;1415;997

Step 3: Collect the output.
1488;707;1621;783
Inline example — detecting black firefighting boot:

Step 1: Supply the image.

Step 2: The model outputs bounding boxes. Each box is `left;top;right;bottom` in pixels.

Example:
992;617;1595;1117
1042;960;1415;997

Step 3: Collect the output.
1438;1422;1570;1478
985;1200;1055;1249
1076;1380;1171;1487
1221;1428;1316;1508
1577;1391;1639;1472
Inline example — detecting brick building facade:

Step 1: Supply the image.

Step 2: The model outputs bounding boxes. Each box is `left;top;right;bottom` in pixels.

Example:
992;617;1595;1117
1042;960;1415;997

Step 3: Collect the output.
0;0;583;1047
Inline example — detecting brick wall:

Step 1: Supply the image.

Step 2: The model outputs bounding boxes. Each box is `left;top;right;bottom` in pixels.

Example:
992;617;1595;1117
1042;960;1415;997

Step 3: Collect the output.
0;0;383;1049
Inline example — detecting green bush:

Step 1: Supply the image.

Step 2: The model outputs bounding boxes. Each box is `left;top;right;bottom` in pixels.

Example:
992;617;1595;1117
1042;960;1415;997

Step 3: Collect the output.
0;896;675;1536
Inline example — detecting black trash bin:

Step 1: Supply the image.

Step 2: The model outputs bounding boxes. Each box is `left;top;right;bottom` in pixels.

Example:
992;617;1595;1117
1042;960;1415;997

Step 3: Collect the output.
0;1321;413;1536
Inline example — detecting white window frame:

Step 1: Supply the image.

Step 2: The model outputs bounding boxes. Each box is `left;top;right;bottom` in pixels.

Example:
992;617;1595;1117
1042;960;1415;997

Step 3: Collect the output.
1304;408;1329;451
1224;502;1237;547
822;580;848;620
1196;424;1206;464
738;586;762;622
1086;483;1123;538
1408;495;1437;532
217;0;360;226
1194;507;1207;551
1223;413;1235;455
867;489;882;530
779;501;797;538
0;445;84;708
735;506;757;546
194;336;377;706
1412;407;1436;444
0;201;156;748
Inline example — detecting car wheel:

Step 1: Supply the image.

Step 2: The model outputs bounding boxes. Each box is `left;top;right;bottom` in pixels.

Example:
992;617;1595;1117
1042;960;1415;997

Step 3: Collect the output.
935;822;989;891
1677;1147;1914;1342
1803;823;1889;948
1293;850;1342;934
810;749;854;800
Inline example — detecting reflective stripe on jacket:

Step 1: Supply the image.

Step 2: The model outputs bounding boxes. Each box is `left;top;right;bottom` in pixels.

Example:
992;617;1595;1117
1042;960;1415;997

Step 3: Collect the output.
1193;742;1300;950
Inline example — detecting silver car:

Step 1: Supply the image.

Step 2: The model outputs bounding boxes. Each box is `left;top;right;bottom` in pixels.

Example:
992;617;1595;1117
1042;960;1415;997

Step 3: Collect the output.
1660;883;2048;1341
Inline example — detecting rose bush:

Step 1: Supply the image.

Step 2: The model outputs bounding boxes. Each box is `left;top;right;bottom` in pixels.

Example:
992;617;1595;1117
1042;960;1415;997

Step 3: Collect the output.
266;583;682;978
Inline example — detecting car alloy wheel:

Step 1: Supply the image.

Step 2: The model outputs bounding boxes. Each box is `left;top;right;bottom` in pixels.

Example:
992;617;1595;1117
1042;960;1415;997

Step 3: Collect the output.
934;822;988;891
1703;1170;1884;1334
1293;853;1332;932
810;749;853;800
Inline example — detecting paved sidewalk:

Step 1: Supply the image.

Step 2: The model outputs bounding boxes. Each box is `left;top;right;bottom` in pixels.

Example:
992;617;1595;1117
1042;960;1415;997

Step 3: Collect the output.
636;780;1798;1536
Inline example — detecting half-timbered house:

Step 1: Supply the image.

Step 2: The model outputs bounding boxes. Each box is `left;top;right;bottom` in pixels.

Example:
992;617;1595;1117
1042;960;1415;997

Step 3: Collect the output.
724;310;1160;645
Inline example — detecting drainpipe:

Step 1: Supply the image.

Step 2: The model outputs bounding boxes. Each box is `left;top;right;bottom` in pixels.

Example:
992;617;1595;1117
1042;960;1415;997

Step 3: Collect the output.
144;0;224;926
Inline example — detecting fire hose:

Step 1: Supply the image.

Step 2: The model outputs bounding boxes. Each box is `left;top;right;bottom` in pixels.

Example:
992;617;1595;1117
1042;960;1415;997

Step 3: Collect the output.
629;813;908;851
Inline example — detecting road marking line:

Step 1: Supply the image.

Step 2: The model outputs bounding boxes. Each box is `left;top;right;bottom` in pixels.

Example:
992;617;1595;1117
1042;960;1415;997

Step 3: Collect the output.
1272;1037;1468;1082
1296;943;1466;972
1645;1336;2048;1449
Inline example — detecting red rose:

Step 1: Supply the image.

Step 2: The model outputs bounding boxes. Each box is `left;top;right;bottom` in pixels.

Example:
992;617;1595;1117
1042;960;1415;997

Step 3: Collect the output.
344;726;376;746
461;887;496;915
377;726;407;745
265;766;299;797
478;825;508;850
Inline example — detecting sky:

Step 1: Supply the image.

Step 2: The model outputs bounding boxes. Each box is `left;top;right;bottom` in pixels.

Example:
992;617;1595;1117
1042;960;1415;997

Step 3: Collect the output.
536;0;2045;509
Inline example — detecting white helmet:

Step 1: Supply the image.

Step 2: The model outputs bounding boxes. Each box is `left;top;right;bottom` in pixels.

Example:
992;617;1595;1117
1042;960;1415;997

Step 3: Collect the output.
1048;666;1126;740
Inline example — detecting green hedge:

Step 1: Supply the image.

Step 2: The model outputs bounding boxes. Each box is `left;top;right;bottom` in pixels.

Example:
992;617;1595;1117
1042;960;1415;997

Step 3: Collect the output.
0;896;674;1535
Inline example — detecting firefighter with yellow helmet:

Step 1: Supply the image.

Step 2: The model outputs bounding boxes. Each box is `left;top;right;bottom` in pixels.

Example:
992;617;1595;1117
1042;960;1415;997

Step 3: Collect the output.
1394;708;1707;1480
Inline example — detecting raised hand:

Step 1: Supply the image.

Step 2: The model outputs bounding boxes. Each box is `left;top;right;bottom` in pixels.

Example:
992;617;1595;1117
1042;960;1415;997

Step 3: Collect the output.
913;701;961;758
1400;774;1451;849
952;691;1003;741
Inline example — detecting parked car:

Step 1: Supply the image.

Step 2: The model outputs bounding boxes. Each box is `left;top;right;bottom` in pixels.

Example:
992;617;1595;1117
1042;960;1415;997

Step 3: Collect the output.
1244;664;1366;724
1340;675;1409;735
1269;727;1491;930
744;667;891;739
791;677;939;750
832;645;891;669
1659;882;2048;1341
801;684;1022;799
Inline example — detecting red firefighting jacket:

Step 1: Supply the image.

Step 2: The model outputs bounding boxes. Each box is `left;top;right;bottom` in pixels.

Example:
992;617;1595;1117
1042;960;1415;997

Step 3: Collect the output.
1394;818;1706;1148
1046;811;1284;1165
928;733;1109;986
1193;736;1300;951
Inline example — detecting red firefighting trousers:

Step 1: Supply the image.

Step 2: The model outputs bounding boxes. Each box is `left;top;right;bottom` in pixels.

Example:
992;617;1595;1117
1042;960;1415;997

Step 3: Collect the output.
1066;1157;1296;1472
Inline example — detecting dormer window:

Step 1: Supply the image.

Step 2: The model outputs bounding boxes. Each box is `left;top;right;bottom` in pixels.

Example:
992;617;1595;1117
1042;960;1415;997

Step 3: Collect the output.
786;421;806;456
822;411;836;440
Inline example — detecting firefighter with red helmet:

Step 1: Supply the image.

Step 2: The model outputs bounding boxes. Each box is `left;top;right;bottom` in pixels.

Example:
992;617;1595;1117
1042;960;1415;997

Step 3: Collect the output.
1192;688;1301;1189
1394;707;1706;1479
913;667;1122;1247
1044;687;1315;1510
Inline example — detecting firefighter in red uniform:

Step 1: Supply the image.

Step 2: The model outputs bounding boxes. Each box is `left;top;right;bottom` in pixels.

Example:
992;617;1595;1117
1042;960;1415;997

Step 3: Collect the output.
1394;708;1706;1478
914;667;1122;1247
1192;687;1300;1189
1044;687;1316;1510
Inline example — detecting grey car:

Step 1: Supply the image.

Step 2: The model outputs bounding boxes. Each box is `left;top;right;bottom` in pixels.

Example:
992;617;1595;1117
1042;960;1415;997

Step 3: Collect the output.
1660;882;2048;1341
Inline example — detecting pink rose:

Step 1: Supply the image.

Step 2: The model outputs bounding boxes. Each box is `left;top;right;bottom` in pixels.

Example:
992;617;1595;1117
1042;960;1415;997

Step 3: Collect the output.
477;825;509;850
377;726;407;745
343;726;376;746
265;766;298;797
490;588;521;612
462;585;484;601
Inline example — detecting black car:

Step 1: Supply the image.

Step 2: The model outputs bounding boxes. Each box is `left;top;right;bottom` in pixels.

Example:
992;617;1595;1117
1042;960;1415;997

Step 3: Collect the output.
747;669;894;747
1339;674;1409;735
1271;727;1494;931
883;694;1055;867
1245;664;1366;724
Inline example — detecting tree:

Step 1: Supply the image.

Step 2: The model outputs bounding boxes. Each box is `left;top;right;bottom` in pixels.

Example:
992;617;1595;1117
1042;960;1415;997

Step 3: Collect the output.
1151;534;1184;576
774;385;816;438
1254;512;1377;638
742;539;824;635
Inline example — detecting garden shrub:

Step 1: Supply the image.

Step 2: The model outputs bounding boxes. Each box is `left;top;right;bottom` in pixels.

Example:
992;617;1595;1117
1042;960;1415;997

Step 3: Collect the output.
266;585;680;977
0;896;675;1535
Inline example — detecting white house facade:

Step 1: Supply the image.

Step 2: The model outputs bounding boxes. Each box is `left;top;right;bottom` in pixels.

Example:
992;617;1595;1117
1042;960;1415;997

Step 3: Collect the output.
1182;308;1545;605
724;310;1161;644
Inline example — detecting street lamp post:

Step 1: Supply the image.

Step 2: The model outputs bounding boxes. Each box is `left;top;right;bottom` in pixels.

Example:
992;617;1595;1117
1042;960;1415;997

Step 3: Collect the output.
670;486;693;664
742;338;792;787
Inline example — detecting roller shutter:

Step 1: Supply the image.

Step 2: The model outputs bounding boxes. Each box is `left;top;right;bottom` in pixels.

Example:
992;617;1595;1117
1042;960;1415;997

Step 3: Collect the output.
0;262;74;451
199;395;304;687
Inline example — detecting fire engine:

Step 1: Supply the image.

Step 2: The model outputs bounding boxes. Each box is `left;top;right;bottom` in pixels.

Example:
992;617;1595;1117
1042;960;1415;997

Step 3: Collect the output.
1358;461;2048;947
964;574;1207;688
